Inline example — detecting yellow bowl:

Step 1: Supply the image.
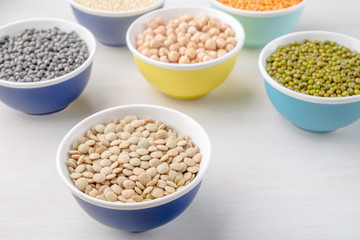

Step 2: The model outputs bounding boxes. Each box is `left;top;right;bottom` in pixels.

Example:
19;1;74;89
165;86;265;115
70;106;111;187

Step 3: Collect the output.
126;7;245;99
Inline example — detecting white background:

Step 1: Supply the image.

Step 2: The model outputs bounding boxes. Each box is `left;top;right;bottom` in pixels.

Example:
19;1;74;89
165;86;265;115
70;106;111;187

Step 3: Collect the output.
1;0;360;239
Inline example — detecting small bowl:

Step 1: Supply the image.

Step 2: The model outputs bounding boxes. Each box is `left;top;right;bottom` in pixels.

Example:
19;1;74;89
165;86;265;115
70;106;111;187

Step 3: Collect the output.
126;7;245;99
259;31;360;133
69;0;165;46
211;0;308;48
0;18;96;115
56;104;211;232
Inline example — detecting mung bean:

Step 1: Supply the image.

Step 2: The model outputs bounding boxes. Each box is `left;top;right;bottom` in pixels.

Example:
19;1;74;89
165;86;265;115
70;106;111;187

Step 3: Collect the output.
266;40;360;97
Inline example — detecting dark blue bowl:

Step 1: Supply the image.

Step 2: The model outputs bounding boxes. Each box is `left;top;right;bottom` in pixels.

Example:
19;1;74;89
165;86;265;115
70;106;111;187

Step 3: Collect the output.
0;67;92;115
57;105;211;232
73;183;201;232
69;0;165;46
0;18;96;115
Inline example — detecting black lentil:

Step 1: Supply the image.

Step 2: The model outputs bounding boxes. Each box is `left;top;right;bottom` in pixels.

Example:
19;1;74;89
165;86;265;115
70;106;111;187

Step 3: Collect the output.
266;40;360;97
0;27;89;82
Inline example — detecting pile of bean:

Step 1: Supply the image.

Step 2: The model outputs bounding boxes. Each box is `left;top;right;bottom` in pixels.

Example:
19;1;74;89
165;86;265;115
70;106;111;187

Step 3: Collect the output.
217;0;302;11
67;116;202;203
136;14;237;64
0;27;88;82
266;40;360;97
74;0;159;12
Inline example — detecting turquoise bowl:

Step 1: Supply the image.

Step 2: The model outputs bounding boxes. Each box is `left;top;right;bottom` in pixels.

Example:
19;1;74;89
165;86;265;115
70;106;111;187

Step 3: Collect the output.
211;0;308;48
258;31;360;133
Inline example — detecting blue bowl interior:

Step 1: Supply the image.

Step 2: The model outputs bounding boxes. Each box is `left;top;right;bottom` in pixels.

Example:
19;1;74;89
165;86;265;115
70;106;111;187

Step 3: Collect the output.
265;81;360;133
74;182;201;232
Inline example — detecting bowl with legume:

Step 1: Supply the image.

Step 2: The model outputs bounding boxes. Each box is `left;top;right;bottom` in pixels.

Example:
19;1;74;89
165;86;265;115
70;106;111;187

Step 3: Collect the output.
56;104;211;232
211;0;308;48
69;0;165;46
0;18;96;115
126;6;245;99
259;31;360;133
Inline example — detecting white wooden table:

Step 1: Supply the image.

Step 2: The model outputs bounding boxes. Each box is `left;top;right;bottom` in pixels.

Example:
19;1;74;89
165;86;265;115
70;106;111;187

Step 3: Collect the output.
1;0;360;239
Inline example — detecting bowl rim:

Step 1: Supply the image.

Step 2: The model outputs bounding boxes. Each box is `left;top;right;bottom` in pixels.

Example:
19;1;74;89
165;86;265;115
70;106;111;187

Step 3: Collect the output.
210;0;308;18
126;6;245;70
0;18;96;89
258;30;360;104
56;104;212;210
68;0;165;17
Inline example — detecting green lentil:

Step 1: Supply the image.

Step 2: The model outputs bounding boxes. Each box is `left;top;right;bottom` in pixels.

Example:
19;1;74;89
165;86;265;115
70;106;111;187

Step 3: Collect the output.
266;39;360;97
67;115;202;203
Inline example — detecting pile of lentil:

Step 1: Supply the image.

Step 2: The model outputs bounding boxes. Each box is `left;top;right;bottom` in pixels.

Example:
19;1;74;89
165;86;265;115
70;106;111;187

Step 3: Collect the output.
67;115;202;203
0;27;88;82
266;40;360;97
74;0;159;12
217;0;302;11
136;14;237;64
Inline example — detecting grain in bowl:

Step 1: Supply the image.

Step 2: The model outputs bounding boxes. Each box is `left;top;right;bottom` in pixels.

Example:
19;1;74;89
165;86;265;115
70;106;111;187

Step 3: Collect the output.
67;115;202;203
56;104;211;231
68;0;165;46
74;0;160;12
126;7;245;99
136;13;237;64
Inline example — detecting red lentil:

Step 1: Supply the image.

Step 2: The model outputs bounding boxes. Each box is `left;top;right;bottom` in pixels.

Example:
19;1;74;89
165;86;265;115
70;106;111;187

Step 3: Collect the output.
217;0;302;11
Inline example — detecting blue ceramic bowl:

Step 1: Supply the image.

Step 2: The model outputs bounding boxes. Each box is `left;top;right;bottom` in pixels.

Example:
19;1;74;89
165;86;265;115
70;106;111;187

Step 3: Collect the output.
211;0;308;48
69;0;165;46
0;18;96;115
259;31;360;133
56;104;211;232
